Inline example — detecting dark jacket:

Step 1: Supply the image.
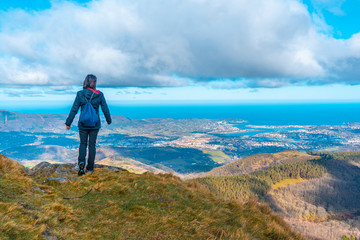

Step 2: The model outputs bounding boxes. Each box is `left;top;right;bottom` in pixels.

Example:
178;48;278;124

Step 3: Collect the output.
65;88;112;129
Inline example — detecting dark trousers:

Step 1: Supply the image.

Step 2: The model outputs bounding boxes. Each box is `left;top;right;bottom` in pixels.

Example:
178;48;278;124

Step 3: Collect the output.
78;128;99;171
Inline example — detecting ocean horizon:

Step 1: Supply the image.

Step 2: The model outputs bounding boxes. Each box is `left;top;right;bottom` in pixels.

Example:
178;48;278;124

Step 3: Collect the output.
1;102;360;126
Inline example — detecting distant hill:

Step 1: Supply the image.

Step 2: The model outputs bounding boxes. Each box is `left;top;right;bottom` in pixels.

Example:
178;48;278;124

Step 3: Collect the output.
268;158;360;239
0;109;239;137
196;151;360;239
0;110;67;132
0;153;304;240
0;110;131;132
201;150;320;177
308;150;360;167
197;156;327;202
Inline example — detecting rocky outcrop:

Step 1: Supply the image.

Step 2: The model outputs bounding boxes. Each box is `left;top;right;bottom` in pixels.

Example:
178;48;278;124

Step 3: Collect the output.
24;161;127;184
27;161;126;177
26;162;76;177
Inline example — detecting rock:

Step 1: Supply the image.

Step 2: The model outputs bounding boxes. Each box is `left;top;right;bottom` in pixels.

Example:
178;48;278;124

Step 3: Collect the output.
31;186;45;193
43;228;61;240
28;161;127;178
27;162;76;177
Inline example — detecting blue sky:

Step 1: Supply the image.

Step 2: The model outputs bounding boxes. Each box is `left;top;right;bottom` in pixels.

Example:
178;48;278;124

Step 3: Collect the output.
302;0;360;38
0;0;90;11
0;0;360;105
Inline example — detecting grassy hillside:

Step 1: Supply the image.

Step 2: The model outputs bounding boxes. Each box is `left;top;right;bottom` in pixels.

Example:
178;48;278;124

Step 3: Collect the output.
202;150;231;163
201;150;320;177
0;154;304;240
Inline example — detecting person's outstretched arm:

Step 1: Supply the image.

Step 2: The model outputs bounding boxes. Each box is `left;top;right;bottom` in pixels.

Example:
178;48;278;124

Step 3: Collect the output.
65;92;81;128
100;93;112;125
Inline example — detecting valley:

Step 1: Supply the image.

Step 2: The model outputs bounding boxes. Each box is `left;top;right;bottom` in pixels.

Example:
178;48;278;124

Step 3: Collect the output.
2;110;360;239
2;110;360;174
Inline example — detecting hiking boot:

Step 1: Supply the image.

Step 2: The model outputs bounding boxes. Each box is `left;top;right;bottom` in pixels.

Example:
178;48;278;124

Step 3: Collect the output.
87;170;94;174
78;163;85;176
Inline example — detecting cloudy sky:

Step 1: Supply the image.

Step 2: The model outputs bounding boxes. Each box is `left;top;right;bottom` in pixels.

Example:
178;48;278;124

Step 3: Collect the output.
0;0;359;106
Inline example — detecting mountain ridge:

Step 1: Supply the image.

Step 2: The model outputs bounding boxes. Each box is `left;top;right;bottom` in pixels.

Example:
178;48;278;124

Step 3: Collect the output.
200;150;320;177
196;151;360;240
0;153;304;240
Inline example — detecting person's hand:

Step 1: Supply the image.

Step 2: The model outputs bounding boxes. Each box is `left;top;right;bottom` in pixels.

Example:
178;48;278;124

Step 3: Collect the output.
66;125;70;130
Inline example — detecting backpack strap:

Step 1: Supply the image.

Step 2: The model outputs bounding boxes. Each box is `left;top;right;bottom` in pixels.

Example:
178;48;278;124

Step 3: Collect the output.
84;91;95;103
89;92;95;102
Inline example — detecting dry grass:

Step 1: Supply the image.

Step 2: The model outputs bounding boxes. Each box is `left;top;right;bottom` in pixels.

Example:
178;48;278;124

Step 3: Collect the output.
0;154;305;240
273;178;305;191
0;154;26;176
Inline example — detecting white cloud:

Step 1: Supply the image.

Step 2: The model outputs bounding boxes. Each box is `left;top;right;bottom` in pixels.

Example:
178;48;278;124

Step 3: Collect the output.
0;0;359;89
1;88;44;97
309;0;346;16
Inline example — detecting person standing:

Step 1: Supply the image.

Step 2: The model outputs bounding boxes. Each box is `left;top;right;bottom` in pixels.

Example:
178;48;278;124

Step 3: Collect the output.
65;74;112;176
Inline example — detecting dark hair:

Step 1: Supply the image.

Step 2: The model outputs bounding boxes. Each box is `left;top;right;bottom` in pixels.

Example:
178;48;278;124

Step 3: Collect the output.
83;74;97;89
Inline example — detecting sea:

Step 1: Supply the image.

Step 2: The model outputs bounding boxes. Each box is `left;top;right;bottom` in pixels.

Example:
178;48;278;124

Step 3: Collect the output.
2;102;360;126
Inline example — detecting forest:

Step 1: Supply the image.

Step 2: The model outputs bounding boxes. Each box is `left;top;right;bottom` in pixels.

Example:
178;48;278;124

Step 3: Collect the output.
197;158;328;202
307;150;360;163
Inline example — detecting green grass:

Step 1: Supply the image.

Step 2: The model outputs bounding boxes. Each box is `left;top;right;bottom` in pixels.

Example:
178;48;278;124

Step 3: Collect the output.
203;150;230;163
0;154;304;240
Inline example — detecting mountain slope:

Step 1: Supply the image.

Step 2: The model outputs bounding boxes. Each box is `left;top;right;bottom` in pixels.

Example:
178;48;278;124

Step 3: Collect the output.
201;150;320;177
266;158;360;239
0;153;304;240
197;157;327;202
196;151;360;239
